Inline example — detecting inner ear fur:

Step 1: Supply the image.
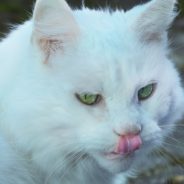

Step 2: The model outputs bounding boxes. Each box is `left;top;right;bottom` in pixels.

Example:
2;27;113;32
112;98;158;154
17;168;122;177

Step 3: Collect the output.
32;0;80;63
131;0;178;44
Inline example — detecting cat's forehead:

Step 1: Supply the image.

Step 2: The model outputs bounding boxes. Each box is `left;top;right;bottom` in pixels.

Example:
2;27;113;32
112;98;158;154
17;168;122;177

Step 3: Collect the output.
73;9;131;49
62;43;163;97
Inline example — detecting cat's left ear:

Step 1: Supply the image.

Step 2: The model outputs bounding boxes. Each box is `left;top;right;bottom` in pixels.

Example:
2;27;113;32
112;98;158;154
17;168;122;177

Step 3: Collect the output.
32;0;80;62
131;0;178;44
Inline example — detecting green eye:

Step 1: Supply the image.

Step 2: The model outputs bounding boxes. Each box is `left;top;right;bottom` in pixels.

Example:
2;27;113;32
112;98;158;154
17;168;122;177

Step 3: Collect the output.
138;84;154;100
76;93;100;105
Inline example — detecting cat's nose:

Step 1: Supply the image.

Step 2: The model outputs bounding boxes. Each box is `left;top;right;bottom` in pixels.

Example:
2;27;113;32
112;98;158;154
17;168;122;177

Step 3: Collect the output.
114;124;142;137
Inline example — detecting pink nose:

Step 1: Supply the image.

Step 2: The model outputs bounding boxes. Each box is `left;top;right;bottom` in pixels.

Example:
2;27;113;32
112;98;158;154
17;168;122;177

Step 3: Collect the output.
116;135;142;153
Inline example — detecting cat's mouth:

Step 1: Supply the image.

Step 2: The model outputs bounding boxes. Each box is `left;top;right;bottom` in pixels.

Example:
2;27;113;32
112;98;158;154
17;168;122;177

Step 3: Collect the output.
104;135;142;160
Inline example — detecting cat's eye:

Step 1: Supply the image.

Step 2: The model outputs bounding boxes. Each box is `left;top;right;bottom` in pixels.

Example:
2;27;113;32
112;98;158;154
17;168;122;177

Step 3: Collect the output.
138;84;155;100
76;93;100;105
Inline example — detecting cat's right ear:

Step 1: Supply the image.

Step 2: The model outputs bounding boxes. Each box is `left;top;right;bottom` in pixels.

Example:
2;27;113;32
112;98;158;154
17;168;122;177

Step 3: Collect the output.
129;0;177;44
31;0;80;63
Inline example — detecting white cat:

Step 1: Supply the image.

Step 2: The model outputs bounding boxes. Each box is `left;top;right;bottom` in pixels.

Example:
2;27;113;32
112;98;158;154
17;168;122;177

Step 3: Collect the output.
0;0;184;183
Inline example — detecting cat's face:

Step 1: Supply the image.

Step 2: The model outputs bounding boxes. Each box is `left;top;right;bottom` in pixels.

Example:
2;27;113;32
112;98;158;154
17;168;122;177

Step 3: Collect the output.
43;32;183;174
2;0;184;176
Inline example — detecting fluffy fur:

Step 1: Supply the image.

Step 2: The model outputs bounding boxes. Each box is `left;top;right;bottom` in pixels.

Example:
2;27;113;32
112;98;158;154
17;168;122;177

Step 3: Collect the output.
0;0;184;183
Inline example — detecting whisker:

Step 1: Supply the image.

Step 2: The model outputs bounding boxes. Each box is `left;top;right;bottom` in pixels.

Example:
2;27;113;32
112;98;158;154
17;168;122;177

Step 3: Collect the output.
32;139;82;160
159;124;184;128
158;146;184;182
44;145;84;184
59;150;86;182
162;142;184;149
156;147;184;172
160;143;184;171
164;135;184;147
155;150;171;183
170;45;184;52
0;165;37;184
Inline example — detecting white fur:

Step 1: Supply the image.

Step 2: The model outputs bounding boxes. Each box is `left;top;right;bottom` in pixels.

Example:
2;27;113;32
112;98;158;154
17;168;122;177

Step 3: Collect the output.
0;0;184;183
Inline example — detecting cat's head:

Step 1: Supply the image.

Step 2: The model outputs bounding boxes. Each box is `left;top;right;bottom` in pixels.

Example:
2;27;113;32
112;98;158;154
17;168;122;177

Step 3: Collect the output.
3;0;184;175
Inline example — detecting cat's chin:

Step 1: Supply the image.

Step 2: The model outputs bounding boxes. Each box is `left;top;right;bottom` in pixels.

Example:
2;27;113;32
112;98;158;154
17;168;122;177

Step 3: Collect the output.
92;152;134;174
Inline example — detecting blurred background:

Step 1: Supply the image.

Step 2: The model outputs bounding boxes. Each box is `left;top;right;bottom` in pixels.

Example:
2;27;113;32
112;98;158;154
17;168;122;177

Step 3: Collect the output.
0;0;184;183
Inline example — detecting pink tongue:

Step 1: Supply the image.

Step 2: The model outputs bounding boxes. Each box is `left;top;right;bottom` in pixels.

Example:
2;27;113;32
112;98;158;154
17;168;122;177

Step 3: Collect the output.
116;135;142;153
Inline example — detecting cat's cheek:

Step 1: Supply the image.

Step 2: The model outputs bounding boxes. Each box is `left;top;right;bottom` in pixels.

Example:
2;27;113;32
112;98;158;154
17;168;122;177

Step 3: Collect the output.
159;89;184;130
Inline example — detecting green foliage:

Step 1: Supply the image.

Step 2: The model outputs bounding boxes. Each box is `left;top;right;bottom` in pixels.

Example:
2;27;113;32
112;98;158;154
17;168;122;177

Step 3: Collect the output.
0;0;34;37
179;0;184;17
